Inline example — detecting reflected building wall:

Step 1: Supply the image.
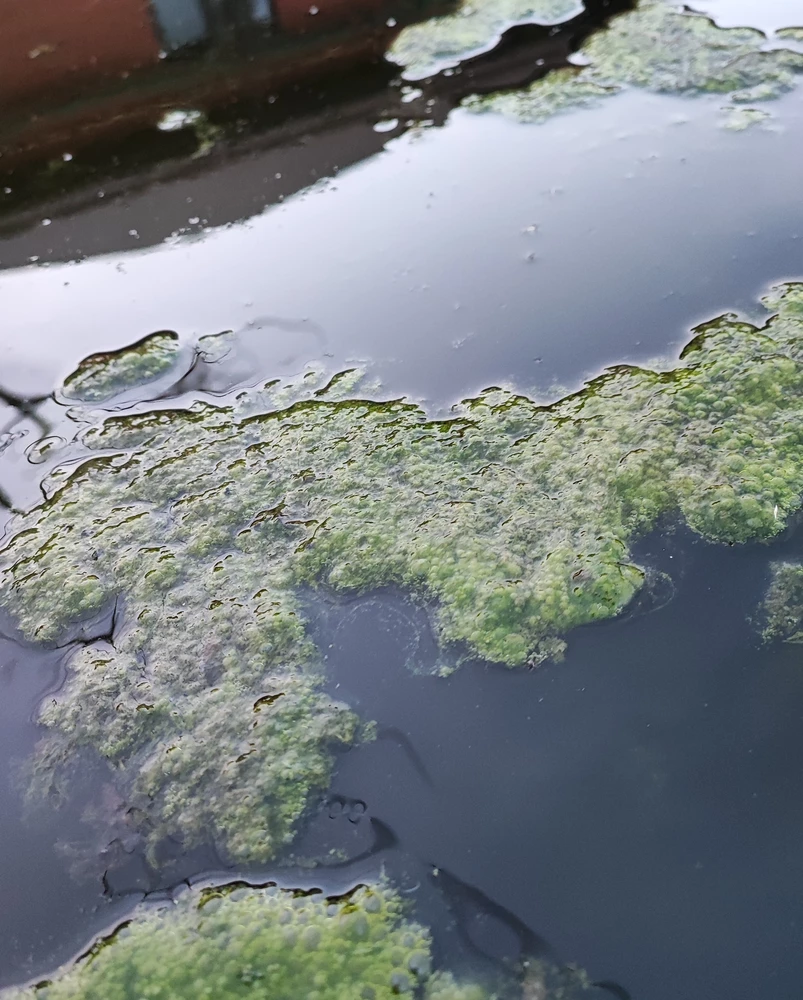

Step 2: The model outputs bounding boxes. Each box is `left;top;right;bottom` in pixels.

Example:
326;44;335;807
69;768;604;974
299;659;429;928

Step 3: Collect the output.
0;0;162;107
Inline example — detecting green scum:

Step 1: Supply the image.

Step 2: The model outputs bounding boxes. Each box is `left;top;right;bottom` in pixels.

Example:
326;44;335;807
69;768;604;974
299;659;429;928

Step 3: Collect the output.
464;1;803;122
4;882;493;1000
4;285;803;863
61;332;183;403
388;0;582;80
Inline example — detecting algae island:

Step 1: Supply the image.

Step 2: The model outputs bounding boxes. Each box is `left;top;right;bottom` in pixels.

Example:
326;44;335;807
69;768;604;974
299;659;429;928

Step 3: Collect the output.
762;560;803;643
2;876;610;1000
4;284;803;870
455;1;803;123
3;881;493;1000
61;332;184;404
387;0;583;81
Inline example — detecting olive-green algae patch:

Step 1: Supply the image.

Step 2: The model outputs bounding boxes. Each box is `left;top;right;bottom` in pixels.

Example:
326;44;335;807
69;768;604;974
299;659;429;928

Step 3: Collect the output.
4;881;493;1000
465;1;803;123
6;284;803;864
388;0;583;80
61;332;183;403
763;562;803;642
466;67;616;123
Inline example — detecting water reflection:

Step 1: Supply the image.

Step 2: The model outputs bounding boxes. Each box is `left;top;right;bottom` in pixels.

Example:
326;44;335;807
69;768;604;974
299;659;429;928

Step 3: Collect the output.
2;0;430;113
0;0;629;233
1;87;802;405
689;0;803;34
0;0;447;203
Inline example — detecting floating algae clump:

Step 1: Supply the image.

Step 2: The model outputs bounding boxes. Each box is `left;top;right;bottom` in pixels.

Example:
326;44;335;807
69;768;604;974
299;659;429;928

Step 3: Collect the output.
6;285;803;862
465;1;803;122
720;105;772;130
521;958;600;999
4;881;493;1000
466;67;616;123
61;331;183;403
777;27;803;43
763;561;803;642
388;0;583;80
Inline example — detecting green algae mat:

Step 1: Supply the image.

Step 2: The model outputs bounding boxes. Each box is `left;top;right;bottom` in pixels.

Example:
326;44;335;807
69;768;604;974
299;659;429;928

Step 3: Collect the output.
6;884;486;1000
12;282;803;996
387;0;584;79
4;280;803;962
466;1;803;119
390;0;803;126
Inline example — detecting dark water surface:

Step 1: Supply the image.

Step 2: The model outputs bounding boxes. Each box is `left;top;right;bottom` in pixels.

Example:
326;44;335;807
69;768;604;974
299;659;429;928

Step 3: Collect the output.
317;528;803;1000
2;87;803;407
2;0;803;995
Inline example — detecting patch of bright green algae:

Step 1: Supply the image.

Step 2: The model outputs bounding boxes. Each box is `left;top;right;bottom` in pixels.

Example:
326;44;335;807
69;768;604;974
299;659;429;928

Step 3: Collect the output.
388;0;583;80
6;285;803;863
4;881;492;1000
465;1;803;122
61;332;183;403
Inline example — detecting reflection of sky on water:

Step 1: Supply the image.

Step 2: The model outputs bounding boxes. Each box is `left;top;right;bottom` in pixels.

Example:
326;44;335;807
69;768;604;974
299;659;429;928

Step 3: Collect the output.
688;0;803;35
1;86;802;407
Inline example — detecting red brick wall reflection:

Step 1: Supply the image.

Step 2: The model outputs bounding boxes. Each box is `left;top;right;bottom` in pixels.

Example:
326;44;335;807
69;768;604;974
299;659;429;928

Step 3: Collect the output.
0;0;161;109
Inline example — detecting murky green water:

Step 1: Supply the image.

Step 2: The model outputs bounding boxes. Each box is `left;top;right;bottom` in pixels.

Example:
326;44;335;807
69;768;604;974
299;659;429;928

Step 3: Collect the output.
2;1;803;997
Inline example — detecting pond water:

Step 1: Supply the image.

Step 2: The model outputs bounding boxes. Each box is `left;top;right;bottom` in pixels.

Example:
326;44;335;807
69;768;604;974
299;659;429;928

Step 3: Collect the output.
1;0;803;997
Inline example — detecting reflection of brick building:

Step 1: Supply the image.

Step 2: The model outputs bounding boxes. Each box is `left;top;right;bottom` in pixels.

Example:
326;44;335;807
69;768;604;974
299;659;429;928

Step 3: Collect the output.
0;0;445;180
0;1;275;110
0;0;406;112
0;0;162;108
